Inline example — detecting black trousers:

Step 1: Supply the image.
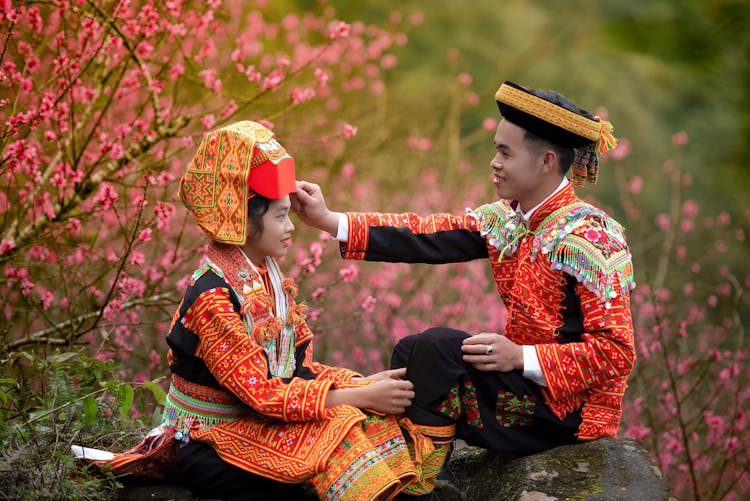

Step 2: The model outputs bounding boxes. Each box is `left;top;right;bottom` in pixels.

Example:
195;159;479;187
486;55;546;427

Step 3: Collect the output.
176;439;316;501
390;327;582;455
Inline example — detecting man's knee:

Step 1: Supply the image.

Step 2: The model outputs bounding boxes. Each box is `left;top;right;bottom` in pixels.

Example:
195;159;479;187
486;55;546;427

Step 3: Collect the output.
391;327;469;368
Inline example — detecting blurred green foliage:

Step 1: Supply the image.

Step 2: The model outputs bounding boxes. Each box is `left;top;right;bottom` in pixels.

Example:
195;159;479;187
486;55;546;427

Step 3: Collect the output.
317;0;749;212
295;0;749;333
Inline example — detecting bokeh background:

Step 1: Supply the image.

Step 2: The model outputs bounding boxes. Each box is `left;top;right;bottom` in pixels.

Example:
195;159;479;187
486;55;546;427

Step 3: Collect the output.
1;0;747;498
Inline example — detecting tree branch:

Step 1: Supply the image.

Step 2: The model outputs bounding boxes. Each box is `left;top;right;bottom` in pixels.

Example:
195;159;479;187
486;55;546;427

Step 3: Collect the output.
6;292;177;351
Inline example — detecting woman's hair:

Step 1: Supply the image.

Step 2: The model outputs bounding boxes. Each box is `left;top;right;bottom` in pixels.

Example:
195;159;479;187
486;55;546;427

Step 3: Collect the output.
522;89;594;175
246;194;272;242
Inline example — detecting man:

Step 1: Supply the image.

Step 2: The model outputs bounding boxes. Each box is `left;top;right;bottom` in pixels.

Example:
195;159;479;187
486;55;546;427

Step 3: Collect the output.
293;81;635;456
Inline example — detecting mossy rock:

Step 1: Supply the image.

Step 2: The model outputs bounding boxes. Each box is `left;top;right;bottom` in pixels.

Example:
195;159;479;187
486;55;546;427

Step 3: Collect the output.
438;437;675;501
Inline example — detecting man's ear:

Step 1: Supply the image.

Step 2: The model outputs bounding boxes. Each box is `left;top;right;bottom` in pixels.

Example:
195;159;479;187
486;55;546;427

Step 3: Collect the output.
539;150;558;174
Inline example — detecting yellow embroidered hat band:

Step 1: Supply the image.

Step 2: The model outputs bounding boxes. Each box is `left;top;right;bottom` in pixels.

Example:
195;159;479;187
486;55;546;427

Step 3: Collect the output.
495;81;618;186
179;121;296;245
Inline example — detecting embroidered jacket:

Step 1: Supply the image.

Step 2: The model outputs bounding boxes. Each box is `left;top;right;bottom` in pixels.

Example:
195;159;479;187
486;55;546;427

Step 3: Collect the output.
164;244;373;482
340;182;636;440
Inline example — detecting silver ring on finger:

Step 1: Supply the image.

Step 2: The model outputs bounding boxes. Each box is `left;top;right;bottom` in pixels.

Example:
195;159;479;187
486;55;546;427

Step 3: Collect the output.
485;344;493;355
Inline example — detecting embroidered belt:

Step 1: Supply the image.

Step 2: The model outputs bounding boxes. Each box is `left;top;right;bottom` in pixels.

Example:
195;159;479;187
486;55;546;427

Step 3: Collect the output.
165;374;250;430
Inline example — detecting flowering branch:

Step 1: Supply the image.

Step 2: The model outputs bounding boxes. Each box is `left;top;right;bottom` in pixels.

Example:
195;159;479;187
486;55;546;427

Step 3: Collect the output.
7;292;177;350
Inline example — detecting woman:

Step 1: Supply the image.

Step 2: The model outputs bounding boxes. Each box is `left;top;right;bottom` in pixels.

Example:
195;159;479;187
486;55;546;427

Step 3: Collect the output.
74;121;453;500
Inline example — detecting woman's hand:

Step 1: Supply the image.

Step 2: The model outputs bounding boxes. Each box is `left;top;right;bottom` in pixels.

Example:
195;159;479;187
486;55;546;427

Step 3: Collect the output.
352;367;408;382
359;377;415;415
325;369;414;415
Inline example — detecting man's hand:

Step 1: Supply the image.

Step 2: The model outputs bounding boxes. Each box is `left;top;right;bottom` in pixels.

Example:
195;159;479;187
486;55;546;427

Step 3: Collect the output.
291;180;340;235
461;332;523;372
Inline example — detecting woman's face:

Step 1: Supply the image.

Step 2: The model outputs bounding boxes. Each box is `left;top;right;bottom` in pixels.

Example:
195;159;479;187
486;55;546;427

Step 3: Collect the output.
242;195;294;265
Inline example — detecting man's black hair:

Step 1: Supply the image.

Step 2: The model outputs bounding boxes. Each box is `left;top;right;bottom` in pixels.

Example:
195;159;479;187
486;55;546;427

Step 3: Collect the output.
522;89;594;175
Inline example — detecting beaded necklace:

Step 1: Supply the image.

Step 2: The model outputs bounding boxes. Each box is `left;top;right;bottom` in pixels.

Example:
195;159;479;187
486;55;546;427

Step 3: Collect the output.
205;243;306;378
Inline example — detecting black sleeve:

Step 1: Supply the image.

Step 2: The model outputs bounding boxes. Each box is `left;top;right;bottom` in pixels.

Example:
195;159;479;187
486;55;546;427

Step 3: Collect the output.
355;226;489;264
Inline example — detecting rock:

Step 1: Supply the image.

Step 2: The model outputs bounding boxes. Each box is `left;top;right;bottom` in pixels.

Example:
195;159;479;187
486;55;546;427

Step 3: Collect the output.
436;437;675;501
118;438;673;500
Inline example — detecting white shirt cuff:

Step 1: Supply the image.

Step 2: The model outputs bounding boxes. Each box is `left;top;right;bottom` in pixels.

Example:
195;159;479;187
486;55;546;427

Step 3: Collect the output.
335;212;349;241
522;345;547;387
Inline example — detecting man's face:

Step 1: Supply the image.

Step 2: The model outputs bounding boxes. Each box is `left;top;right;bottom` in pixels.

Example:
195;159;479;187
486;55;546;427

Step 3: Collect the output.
490;120;547;210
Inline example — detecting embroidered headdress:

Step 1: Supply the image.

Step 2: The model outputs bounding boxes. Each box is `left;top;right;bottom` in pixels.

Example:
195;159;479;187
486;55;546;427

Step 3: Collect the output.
179;121;296;245
495;81;617;187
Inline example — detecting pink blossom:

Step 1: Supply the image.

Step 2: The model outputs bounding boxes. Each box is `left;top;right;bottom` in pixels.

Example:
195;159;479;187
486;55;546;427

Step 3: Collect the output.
135;41;154;59
717;282;731;297
672;131;689;147
407;137;432;151
262;69;284;90
154;201;176;230
128;251;145;266
328;20;350;40
149;349;162;370
351;346;365;366
380;54;398;70
314;67;329;87
370;80;385;95
40;290;54;310
342;123;358;139
201;114;216;130
625;425;651;441
0;240;15;255
290;87;315;104
458;72;472;86
309;241;323;265
199;68;222;94
627;175;643;195
339;264;359;282
27;6;42;33
93;182;119;209
221;100;238;118
655;214;670;230
341;162;356;180
681;200;699;218
307;308;321;321
717;211;731;226
725;436;740;453
483;117;498;132
679;219;694;233
311;287;326;300
610;137;631;161
66;218;82;235
360;295;376;312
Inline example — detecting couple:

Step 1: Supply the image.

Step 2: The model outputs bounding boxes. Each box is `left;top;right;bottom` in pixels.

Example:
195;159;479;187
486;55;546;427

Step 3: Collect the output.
76;81;635;501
